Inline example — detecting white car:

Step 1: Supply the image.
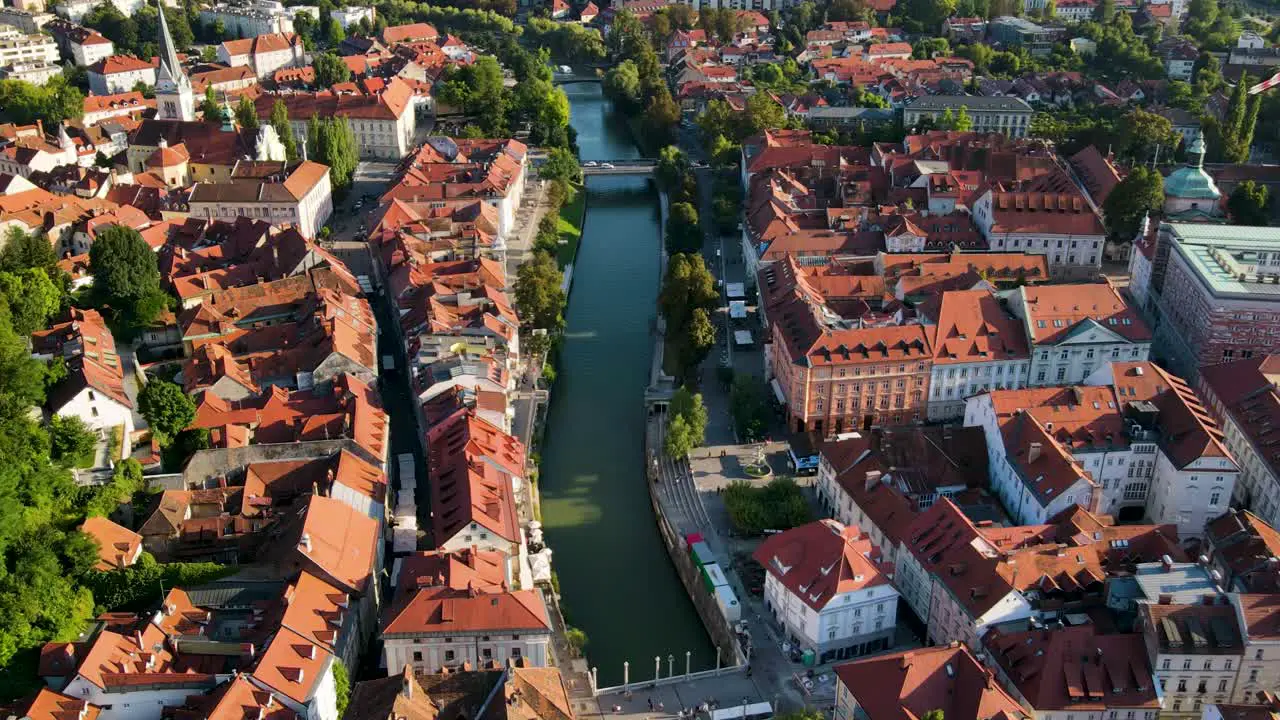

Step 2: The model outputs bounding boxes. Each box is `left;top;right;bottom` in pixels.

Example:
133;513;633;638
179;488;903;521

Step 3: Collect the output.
601;163;615;169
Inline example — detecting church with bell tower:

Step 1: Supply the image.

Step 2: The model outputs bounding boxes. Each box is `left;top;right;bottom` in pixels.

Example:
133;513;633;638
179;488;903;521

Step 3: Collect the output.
154;0;195;122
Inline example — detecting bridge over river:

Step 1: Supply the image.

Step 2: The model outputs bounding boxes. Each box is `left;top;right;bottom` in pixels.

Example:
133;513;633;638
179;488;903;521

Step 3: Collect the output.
581;159;657;176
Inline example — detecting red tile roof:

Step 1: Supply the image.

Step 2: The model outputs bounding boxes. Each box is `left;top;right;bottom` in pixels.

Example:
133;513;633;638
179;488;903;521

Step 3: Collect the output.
382;549;550;637
1140;601;1243;654
10;688;103;720
1205;509;1280;592
1019;283;1151;343
1235;593;1280;640
752;519;893;611
80;516;143;571
834;644;1028;720
984;626;1158;711
924;290;1029;364
984;191;1105;236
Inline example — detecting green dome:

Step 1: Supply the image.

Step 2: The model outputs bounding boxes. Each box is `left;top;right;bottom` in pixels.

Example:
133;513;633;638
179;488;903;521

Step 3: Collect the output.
1165;166;1221;200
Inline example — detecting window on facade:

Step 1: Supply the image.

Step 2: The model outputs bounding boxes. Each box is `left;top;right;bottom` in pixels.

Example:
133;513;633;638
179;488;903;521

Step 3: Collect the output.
1204;660;1213;670
1162;659;1171;670
1183;659;1192;670
445;650;456;661
413;651;423;661
1177;680;1187;692
1218;680;1228;693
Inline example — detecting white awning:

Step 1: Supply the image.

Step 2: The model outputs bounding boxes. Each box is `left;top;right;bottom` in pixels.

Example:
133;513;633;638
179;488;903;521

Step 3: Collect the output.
734;330;753;346
711;702;772;720
726;282;746;299
729;301;747;319
769;378;785;404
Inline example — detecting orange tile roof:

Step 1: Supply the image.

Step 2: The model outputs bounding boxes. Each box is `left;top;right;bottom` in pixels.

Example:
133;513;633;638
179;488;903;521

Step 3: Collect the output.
752;519;893;611
1206;509;1280;592
80;516;142;571
1020;283;1151;344
985;191;1105;236
220;32;302;57
12;688;102;720
251;627;331;706
426;411;522;546
382;549;550;637
1140;602;1244;654
91;55;155;75
835;644;1028;720
925;290;1029;364
280;571;351;655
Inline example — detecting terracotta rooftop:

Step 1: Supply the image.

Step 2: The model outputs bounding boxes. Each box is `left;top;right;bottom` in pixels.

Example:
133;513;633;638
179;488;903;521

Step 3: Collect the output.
834;644;1028;720
984;626;1158;711
752;519;893;611
80;516;142;571
382;549;550;637
1140;601;1244;655
1019;283;1151;344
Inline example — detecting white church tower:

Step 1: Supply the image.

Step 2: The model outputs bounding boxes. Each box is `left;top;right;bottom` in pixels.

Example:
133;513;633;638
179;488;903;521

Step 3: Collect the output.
154;0;194;122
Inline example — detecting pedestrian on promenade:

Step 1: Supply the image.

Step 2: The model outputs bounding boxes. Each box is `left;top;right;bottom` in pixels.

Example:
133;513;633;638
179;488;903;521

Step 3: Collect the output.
649;699;654;711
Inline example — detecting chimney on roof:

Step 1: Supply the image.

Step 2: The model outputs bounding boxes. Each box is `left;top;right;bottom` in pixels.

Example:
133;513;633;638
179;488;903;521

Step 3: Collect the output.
864;470;883;491
899;652;912;670
134;630;144;648
1161;554;1173;572
1158;594;1173;605
300;532;312;552
1028;442;1042;464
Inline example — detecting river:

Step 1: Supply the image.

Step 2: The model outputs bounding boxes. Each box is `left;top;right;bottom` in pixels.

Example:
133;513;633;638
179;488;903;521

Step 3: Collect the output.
537;81;716;686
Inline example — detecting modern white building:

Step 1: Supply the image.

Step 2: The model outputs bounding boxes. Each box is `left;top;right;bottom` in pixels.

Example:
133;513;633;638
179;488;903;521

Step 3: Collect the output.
88;55;156;94
753;519;900;662
0;25;59;66
331;5;374;28
0;60;59;84
1230;593;1280;704
199;0;295;37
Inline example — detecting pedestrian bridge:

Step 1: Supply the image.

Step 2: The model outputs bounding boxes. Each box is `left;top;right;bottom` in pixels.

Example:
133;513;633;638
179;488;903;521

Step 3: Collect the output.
581;160;658;176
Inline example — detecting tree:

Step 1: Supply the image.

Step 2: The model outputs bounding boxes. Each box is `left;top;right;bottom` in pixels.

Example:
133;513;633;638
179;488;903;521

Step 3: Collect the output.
324;17;345;46
708;134;740;167
235;95;259;131
514;251;566;331
665;202;702;255
664;413;695;457
0;77;83;125
660;253;717;333
730;374;770;441
921;711;945;720
1117;108;1177;161
1102;167;1163;242
138;380;196;446
201;45;218;62
603;60;642;112
48;415;96;468
741;91;788;138
955;106;974;132
899;0;958;32
644;89;682;142
201;85;224;123
308;116;358;194
270;100;298;162
670;387;708;449
539;147;581;188
0;227;56;272
0;269;60;336
1227;181;1270;225
333;662;351;717
655;145;688;190
1095;0;1115;21
89;225;162;319
680;306;716;371
962;42;995;73
829;0;871;21
313;51;351;88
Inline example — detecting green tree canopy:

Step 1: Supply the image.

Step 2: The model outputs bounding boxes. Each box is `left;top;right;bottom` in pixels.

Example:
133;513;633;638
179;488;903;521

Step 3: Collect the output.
270;99;298;162
0;227;56;273
514;250;566;331
313;51;352;88
1102;167;1164;243
138;380;196;446
89;225;161;311
0;269;60;336
665;203;703;256
1227;180;1271;225
48;415;96;469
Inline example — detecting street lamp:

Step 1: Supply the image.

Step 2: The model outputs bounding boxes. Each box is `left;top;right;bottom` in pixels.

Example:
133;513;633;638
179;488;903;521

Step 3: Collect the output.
668;654;674;677
685;650;691;676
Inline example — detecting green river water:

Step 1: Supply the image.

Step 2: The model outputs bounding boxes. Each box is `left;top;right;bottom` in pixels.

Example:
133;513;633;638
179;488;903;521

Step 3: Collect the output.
537;82;716;687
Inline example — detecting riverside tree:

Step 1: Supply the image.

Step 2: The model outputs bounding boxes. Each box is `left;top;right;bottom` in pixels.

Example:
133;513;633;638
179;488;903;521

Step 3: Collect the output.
514;251;566;332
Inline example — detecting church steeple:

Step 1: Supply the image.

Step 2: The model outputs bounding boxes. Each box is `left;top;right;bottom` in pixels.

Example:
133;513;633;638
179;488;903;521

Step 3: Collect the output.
154;0;194;121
